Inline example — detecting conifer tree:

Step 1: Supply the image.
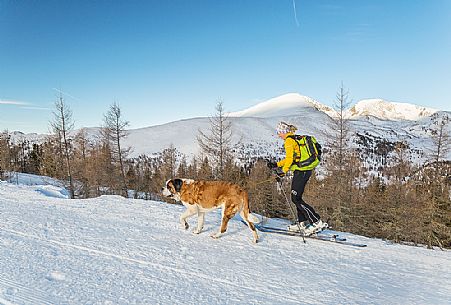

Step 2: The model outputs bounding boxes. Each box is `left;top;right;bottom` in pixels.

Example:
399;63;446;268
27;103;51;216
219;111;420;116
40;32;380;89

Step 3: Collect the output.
73;128;91;197
177;155;188;178
187;156;198;179
198;156;213;180
160;144;179;180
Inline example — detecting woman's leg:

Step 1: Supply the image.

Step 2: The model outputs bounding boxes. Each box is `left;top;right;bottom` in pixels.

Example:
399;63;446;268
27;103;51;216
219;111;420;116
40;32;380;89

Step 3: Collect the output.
291;170;320;223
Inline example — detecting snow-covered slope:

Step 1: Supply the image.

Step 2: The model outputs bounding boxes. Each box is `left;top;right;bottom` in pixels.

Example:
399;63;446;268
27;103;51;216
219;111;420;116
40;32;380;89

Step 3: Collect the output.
229;93;335;118
347;99;437;121
0;179;450;304
8;131;48;145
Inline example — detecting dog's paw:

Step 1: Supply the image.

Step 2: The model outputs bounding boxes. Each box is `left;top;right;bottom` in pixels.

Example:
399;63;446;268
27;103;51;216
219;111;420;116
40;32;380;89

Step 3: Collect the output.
192;228;202;234
210;233;221;239
181;222;189;230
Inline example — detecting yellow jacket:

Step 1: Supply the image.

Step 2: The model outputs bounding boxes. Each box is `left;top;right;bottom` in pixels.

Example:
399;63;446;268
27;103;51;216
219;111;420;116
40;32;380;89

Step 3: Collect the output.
277;133;320;173
277;132;300;173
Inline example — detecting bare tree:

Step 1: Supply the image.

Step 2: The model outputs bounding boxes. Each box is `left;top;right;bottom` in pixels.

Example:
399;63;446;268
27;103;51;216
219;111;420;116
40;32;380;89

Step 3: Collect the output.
102;102;130;197
421;114;451;248
0;130;11;179
197;100;234;179
328;82;352;172
430;115;450;170
50;94;75;198
323;83;355;228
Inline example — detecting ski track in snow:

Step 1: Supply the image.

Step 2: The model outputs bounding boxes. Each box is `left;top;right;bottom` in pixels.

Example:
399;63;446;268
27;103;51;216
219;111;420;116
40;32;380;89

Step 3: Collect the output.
0;180;450;304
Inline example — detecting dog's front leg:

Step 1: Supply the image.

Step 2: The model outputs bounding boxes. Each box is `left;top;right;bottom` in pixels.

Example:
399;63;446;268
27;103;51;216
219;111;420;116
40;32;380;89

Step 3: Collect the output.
180;207;197;230
193;211;205;234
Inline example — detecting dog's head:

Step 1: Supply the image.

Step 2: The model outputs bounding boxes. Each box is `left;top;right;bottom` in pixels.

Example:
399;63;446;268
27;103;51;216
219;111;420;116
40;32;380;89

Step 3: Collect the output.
161;178;184;200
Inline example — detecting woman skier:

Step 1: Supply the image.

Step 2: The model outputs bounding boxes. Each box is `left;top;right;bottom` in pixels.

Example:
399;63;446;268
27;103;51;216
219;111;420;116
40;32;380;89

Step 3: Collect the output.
268;121;327;235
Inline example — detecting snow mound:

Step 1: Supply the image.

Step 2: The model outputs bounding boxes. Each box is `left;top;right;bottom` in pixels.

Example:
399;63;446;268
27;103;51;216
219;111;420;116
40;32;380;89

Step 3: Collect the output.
4;172;65;188
2;173;69;199
35;185;69;199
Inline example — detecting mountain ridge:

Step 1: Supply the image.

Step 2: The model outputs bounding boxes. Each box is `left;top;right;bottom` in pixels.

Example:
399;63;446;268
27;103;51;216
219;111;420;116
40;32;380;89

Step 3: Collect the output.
230;93;438;121
7;93;450;162
348;98;437;121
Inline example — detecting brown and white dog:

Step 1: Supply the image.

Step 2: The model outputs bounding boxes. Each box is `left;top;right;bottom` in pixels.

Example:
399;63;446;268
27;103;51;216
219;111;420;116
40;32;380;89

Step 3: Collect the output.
162;179;259;243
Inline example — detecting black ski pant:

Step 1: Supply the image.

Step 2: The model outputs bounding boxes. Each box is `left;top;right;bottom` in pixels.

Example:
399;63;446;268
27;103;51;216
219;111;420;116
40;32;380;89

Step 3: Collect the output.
291;170;321;224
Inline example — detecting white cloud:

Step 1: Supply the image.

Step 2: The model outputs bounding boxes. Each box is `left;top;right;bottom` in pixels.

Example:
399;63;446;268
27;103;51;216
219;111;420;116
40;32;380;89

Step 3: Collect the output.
0;100;29;106
20;106;52;111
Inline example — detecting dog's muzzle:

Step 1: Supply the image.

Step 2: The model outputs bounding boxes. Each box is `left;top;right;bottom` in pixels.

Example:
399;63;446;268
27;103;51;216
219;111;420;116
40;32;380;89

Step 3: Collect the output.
161;187;174;198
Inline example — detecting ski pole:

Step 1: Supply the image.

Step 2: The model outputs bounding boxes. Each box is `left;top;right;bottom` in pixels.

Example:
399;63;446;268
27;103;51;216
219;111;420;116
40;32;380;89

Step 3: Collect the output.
277;180;306;243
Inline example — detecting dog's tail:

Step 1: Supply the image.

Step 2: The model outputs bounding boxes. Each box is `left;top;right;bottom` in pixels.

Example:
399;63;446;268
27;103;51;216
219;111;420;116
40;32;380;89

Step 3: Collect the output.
240;191;260;224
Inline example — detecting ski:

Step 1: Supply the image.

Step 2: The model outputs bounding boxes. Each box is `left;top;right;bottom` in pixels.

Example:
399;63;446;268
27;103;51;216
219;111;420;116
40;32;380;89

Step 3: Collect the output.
255;224;367;248
257;224;345;240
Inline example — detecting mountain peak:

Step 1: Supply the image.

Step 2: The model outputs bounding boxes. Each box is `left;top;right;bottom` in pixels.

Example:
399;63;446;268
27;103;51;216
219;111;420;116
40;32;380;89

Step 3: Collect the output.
229;93;334;118
348;99;437;121
230;93;437;121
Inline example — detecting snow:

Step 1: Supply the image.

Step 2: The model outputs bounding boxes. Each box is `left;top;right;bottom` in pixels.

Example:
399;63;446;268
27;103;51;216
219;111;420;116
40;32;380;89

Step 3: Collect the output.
4;173;69;199
229;93;335;118
3;172;64;188
348;99;437;121
1;178;450;304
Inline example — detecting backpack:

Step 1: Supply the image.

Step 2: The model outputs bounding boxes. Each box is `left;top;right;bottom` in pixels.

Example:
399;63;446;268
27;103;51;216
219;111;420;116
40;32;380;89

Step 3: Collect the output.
287;135;322;169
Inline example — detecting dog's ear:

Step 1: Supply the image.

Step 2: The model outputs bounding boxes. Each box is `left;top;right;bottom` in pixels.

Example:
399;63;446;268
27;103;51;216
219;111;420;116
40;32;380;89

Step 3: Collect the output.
173;178;183;192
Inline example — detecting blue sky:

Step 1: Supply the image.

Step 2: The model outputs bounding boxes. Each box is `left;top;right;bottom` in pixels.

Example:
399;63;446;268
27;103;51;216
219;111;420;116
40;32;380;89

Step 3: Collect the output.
1;0;450;133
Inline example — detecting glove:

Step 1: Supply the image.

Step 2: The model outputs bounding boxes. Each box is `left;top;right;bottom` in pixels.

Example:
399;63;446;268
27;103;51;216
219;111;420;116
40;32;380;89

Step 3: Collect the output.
266;159;278;170
274;167;285;177
274;167;285;182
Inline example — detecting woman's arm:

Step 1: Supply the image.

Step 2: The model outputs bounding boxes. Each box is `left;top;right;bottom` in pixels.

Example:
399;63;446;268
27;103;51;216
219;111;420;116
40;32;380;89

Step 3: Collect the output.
277;138;295;173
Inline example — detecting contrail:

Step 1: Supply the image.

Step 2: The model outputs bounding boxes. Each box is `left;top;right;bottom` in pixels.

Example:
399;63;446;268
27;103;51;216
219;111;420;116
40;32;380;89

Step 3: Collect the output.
292;0;300;27
20;106;52;111
52;88;81;102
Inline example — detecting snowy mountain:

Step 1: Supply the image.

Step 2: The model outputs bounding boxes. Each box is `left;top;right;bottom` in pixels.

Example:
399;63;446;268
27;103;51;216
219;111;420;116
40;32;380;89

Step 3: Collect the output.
229;93;336;118
123;94;450;163
347;98;437;121
1;176;450;304
8;93;450;163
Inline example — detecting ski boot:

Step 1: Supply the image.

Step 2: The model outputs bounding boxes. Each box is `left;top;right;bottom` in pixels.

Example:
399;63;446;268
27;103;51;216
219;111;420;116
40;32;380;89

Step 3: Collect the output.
311;219;328;233
287;221;308;232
